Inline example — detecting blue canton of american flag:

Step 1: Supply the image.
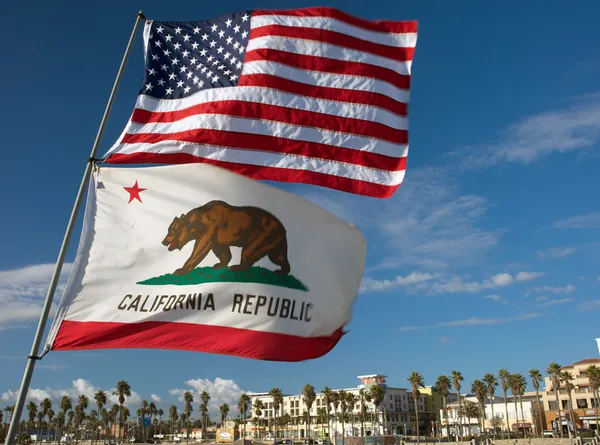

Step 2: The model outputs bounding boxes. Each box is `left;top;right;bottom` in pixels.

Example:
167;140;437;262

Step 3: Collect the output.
143;12;251;99
106;7;418;198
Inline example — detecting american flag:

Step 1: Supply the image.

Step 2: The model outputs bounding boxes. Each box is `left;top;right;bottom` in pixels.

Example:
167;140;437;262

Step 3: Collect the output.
103;7;417;198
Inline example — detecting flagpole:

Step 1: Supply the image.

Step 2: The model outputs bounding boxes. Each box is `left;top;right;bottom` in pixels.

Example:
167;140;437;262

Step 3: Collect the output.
4;10;145;445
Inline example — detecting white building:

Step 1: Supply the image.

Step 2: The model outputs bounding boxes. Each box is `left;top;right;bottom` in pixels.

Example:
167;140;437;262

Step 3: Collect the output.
248;374;431;439
441;393;540;437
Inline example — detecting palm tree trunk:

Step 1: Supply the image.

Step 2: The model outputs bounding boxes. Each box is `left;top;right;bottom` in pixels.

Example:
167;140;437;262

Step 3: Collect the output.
415;404;420;445
503;390;509;439
456;394;462;440
554;386;563;438
480;401;485;436
595;388;599;439
490;398;495;439
518;396;527;437
535;389;543;438
443;397;450;440
567;394;577;438
513;398;519;436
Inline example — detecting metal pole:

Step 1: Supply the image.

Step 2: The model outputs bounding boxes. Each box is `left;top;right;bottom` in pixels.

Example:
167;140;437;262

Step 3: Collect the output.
4;10;145;445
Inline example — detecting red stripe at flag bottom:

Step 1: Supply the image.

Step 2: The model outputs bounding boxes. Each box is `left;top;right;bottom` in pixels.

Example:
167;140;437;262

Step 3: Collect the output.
52;320;346;362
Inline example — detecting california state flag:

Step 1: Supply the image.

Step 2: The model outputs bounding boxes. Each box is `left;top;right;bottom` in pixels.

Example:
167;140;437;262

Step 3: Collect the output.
47;164;366;361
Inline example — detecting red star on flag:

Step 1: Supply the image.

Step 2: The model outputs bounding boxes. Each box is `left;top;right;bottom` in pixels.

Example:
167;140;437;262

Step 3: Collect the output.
123;180;147;203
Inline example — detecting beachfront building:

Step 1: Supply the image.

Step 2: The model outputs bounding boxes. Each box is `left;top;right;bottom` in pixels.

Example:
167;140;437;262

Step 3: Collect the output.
542;358;600;435
248;374;434;439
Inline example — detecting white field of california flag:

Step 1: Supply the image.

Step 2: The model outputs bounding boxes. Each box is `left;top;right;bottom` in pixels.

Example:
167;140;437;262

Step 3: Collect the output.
46;163;366;361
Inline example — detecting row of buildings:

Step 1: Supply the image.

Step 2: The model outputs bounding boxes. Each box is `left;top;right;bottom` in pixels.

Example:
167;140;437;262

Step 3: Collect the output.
245;358;600;439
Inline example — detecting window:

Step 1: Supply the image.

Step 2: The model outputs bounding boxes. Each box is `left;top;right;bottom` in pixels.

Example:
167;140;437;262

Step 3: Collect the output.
592;399;598;408
562;400;569;409
548;401;558;410
577;399;588;409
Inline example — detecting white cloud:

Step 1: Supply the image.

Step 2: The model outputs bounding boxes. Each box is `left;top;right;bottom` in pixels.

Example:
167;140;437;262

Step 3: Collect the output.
537;247;576;258
428;271;543;295
530;285;575;295
575;299;600;311
439;337;451;344
483;294;502;302
169;377;246;417
358;269;544;296
460;93;600;168
359;272;436;293
516;272;545;281
1;378;141;406
553;212;600;229
536;298;573;308
38;364;68;371
400;313;540;331
151;394;161;403
299;167;503;272
535;296;548;303
0;263;73;328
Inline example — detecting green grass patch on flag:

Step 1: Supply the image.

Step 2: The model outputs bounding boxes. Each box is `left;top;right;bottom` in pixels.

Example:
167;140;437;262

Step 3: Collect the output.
137;266;308;291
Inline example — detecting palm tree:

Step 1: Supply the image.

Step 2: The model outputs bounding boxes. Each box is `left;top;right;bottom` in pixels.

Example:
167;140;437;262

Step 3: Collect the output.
40;398;52;442
114;380;131;443
183;391;193;442
498;369;511;438
302;385;316;440
140;400;149;441
482;373;497;438
94;391;107;441
585;365;600;438
529;369;543;437
27;402;38;435
509;374;529;437
408;372;425;443
517;378;529;439
238;393;250;439
369;384;384;436
346;393;358;437
36;410;44;443
547;362;564;438
471;380;487;436
269;388;283;439
322;387;333;440
253;400;264;439
435;376;451;439
560;371;578;438
219;404;230;427
169;405;178;437
100;409;109;443
357;388;370;437
158;408;164;435
459;401;480;427
75;395;89;443
331;392;341;440
316;408;327;438
338;390;348;445
56;410;66;444
47;409;55;442
200;391;210;439
148;402;157;440
67;410;75;440
451;370;464;439
119;407;130;439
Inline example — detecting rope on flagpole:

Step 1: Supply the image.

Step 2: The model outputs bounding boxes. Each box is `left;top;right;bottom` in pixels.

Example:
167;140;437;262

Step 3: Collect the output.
4;10;145;445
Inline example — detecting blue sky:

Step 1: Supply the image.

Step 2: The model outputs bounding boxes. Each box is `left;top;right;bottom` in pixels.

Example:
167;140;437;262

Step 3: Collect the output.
2;0;600;417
